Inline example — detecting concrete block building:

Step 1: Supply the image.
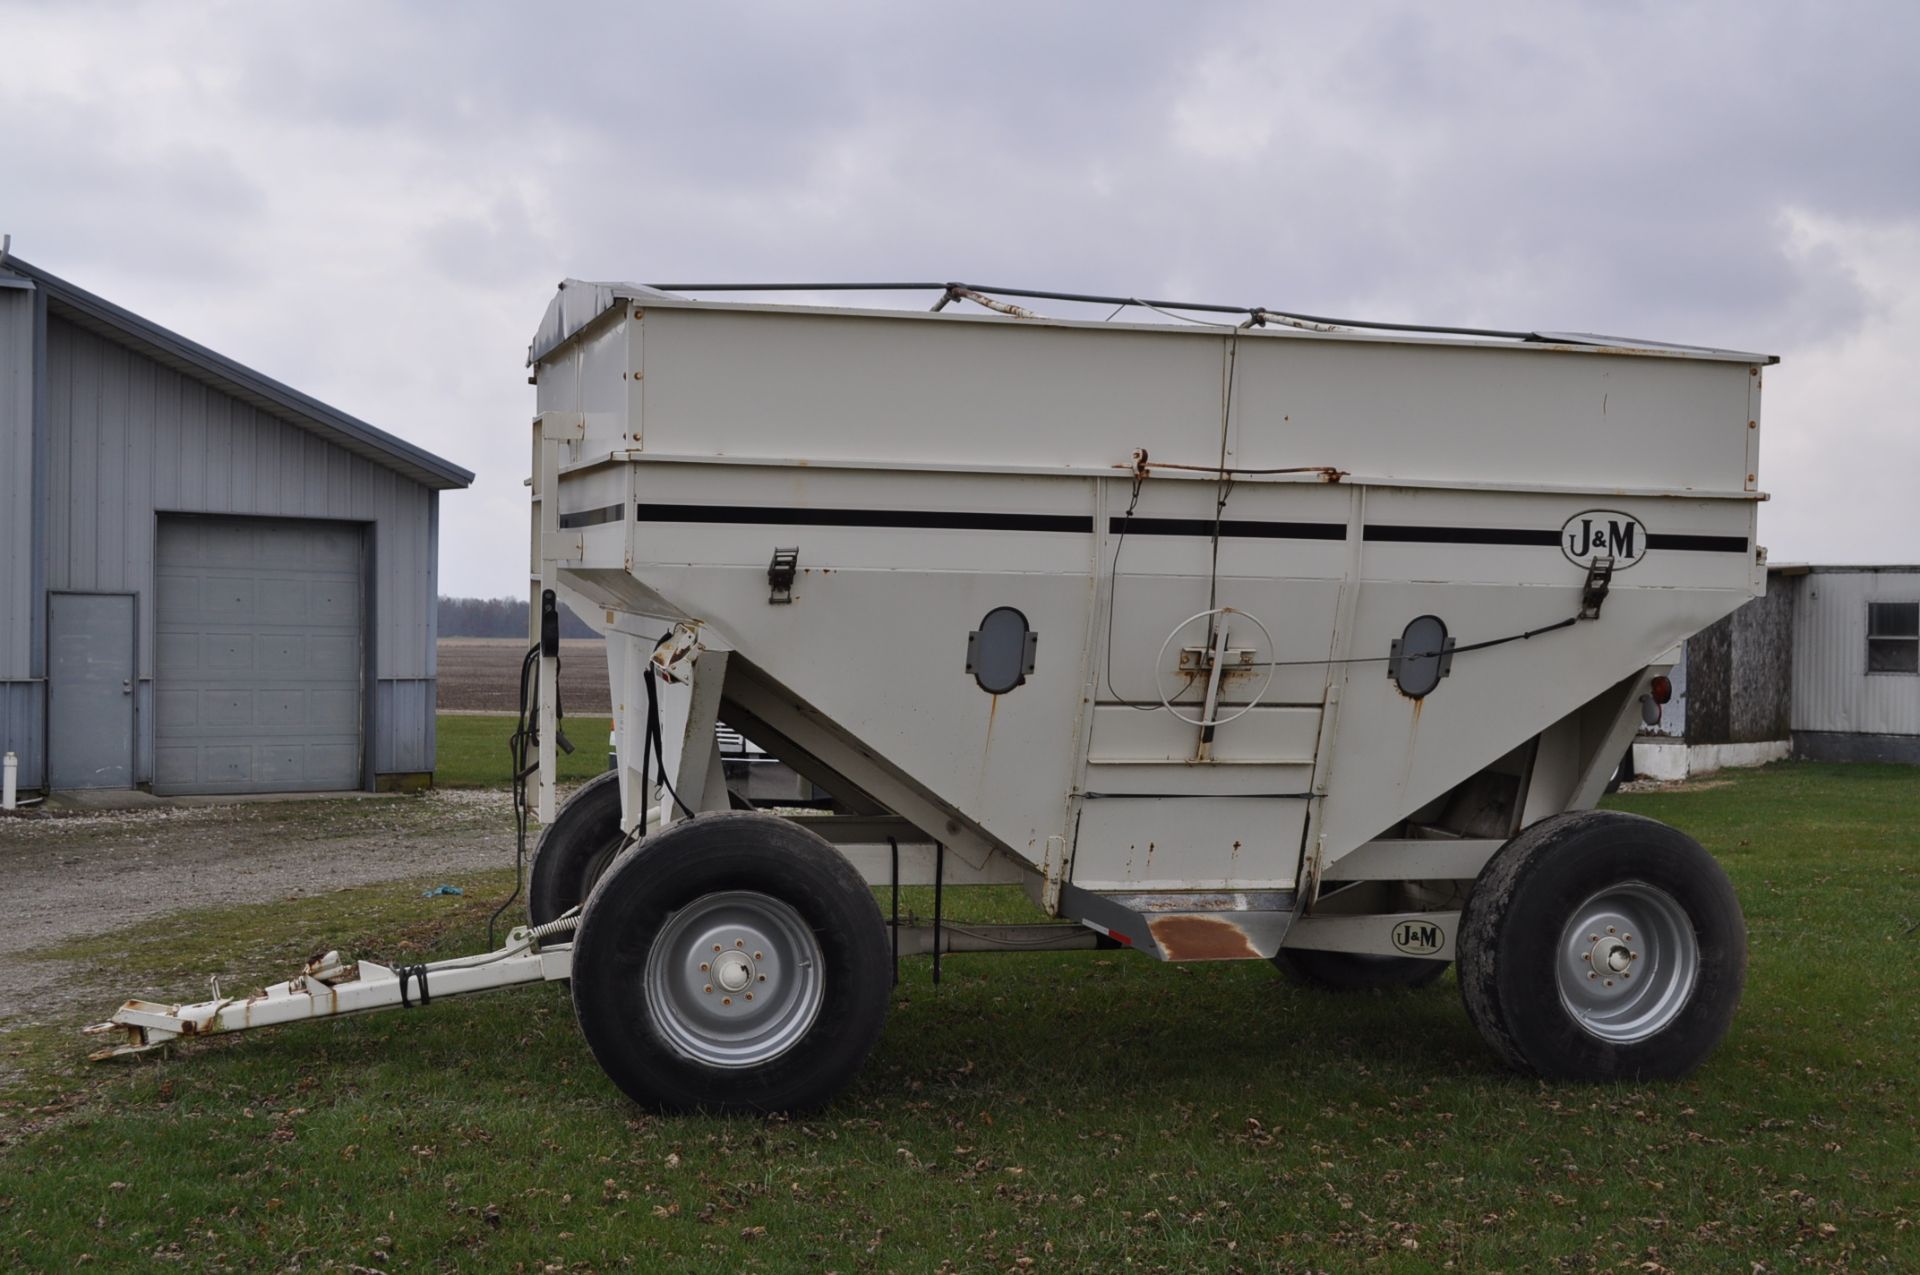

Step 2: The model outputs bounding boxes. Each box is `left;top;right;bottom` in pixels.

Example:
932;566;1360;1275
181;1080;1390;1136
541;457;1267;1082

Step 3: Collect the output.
0;254;471;795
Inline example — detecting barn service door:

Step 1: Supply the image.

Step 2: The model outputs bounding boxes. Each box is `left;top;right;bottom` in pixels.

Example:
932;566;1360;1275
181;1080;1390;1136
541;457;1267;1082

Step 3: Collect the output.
48;594;136;789
154;516;366;795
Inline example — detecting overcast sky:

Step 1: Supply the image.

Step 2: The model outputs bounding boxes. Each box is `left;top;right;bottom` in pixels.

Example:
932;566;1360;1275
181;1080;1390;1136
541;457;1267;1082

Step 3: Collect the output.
5;1;1916;595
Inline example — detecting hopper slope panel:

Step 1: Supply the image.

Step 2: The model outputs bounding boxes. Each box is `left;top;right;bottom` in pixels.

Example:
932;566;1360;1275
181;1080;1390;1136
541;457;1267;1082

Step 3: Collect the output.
1315;577;1754;861
644;561;1093;862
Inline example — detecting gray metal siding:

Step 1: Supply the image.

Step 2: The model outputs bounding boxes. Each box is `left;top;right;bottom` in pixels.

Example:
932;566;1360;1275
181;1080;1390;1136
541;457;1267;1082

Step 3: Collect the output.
41;316;439;784
0;288;34;679
1791;570;1920;736
0;287;41;783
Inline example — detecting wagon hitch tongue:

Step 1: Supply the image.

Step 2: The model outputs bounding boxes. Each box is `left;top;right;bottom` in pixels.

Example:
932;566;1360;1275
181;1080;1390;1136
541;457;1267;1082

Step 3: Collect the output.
82;928;577;1061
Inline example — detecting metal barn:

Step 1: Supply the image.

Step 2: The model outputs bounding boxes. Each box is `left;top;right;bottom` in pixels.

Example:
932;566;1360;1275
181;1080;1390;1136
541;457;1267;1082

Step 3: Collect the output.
1788;565;1920;763
0;253;471;796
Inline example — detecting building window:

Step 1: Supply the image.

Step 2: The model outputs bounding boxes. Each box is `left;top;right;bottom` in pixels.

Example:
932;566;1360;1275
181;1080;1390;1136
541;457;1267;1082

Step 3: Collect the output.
1867;601;1919;674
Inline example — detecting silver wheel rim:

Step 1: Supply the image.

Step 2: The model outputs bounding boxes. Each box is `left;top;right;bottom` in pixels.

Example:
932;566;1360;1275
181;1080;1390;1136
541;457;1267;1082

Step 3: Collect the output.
1555;881;1698;1044
644;890;824;1068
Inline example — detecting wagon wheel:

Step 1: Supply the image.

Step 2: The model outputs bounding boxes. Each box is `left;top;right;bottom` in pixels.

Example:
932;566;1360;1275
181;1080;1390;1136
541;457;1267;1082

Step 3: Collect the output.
528;771;629;929
529;770;754;931
569;812;891;1114
1273;948;1450;991
1457;810;1746;1080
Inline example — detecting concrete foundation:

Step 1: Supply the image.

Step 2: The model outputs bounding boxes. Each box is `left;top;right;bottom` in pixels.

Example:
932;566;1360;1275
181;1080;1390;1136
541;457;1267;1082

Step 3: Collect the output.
1632;738;1791;782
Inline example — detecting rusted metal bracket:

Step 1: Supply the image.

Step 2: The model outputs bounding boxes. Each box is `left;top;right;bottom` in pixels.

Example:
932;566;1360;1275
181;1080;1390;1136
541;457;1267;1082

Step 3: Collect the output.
1580;556;1617;620
768;547;799;604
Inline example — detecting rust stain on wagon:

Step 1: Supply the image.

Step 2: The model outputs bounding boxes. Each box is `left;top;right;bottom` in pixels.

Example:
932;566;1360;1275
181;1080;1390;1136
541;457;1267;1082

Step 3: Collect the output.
1148;914;1261;961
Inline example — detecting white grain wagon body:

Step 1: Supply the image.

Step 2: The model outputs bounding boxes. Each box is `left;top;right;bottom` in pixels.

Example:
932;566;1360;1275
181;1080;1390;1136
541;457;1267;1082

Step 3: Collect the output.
91;284;1772;1109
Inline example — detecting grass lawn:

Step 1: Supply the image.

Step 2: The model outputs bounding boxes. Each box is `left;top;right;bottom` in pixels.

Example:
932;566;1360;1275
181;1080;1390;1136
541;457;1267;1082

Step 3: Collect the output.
3;763;1916;1271
434;713;613;789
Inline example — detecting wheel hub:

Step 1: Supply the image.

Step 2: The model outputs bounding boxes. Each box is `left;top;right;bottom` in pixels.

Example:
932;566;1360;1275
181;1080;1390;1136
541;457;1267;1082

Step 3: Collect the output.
1555;881;1699;1044
714;951;754;992
644;890;824;1068
1590;936;1635;975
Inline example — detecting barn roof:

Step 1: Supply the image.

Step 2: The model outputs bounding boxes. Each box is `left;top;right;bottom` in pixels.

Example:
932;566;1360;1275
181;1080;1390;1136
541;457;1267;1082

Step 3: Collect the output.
0;253;472;491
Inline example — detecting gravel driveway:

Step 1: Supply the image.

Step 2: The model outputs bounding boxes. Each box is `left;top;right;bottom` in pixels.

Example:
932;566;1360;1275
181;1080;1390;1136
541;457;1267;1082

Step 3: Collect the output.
0;789;523;1030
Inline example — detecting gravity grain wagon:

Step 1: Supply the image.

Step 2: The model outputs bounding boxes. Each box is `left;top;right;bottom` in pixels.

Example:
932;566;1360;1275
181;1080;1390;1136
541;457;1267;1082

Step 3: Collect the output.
91;281;1769;1113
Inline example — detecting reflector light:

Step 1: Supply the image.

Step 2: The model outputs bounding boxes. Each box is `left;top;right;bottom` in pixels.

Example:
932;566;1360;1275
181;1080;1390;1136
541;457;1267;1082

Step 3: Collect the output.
1650;675;1673;704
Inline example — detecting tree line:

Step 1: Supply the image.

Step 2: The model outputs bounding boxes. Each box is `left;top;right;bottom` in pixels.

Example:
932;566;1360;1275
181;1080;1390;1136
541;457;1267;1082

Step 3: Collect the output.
438;596;601;639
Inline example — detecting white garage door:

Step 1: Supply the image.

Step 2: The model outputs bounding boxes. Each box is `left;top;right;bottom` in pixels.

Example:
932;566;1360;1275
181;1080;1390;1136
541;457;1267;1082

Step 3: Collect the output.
154;516;365;794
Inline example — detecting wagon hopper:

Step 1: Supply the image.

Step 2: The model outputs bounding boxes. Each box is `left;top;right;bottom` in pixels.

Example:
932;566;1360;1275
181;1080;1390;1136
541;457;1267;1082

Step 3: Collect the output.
93;283;1769;1113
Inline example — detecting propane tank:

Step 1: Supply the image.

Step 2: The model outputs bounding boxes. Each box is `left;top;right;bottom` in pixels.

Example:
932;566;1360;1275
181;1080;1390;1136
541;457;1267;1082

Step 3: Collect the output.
2;751;16;811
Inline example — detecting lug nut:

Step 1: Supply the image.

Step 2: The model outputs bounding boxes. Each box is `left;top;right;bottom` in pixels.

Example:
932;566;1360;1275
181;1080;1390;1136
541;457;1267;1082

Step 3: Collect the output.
722;997;732;1006
745;992;754;1001
757;973;766;981
1604;979;1614;987
703;984;713;994
700;963;710;972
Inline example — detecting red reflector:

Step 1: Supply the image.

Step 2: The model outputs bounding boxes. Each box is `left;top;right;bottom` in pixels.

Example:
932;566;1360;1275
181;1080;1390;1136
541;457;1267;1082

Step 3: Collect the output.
1650;675;1672;704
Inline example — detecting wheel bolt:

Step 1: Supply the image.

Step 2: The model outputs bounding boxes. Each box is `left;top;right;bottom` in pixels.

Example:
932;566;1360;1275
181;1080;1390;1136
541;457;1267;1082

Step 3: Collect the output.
754;952;763;960
745;992;753;1001
1582;953;1591;962
1588;971;1598;980
699;963;710;972
722;997;732;1006
1607;927;1616;934
713;944;722;953
1604;979;1614;987
757;973;766;982
703;984;713;993
736;939;745;948
1590;935;1600;943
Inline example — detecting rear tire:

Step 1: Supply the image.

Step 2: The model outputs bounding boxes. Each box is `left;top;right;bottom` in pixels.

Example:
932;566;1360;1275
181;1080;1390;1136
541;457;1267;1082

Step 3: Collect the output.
1457;810;1745;1081
570;812;891;1115
1274;948;1449;991
528;770;628;929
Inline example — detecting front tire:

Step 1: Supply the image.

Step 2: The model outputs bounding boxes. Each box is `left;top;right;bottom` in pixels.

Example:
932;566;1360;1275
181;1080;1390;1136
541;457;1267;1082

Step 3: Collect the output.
1457;810;1746;1081
570;812;891;1115
528;770;629;929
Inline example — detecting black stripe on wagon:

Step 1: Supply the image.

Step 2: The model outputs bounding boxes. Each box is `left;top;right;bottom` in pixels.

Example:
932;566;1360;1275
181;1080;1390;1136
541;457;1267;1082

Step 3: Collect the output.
1111;516;1347;540
557;503;628;530
634;502;1094;534
1646;533;1751;553
1364;525;1561;547
1364;525;1750;554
